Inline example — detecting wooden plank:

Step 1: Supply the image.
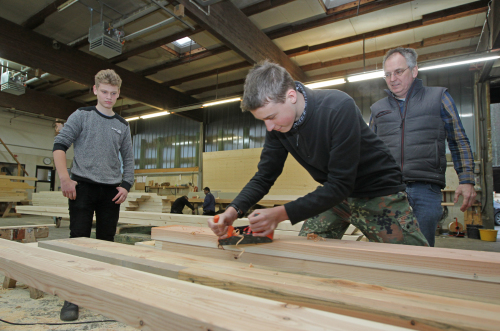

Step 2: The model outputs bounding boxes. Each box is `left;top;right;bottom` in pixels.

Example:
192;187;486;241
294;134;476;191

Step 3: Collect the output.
0;239;406;331
38;238;500;331
151;226;500;282
152;226;500;304
0;175;38;181
21;0;68;29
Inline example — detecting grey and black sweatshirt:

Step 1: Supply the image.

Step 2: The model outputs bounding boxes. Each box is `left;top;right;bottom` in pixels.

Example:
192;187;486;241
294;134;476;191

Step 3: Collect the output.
53;106;135;191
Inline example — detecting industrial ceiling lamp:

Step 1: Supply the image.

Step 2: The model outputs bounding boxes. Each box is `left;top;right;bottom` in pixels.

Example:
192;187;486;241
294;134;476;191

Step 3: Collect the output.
125;117;139;121
140;111;170;119
347;71;384;83
202;97;241;107
419;56;500;71
305;78;346;89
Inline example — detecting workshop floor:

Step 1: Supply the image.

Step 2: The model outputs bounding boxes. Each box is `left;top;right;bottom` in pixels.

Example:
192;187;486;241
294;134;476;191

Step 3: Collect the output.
0;215;135;330
1;215;499;330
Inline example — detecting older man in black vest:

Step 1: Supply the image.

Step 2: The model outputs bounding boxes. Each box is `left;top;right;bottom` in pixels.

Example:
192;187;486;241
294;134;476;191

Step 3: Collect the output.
370;47;476;246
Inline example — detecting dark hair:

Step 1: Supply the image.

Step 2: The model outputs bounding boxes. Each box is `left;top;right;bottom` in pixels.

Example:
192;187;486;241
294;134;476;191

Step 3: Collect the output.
203;187;210;192
241;60;295;112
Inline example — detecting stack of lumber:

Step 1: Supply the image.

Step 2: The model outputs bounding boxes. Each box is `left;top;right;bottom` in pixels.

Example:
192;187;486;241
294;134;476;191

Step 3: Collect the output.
16;233;500;330
147;225;500;329
0;175;36;217
0;175;35;202
15;206;364;240
0;238;407;331
32;191;167;213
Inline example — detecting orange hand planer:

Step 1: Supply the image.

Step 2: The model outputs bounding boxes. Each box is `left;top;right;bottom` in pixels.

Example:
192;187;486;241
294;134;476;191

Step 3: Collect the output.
214;215;273;245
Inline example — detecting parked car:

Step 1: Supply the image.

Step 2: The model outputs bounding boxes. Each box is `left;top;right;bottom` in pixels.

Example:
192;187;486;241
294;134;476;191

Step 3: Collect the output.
494;200;500;226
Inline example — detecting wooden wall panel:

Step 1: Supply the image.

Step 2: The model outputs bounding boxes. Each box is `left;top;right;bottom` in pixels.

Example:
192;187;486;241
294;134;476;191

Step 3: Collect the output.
203;148;319;195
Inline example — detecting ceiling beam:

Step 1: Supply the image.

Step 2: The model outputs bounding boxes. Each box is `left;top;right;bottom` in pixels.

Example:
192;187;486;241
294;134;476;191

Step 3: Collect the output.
186;79;246;96
0;89;85;119
300;27;482;72
110;27;205;64
141;46;230;76
139;0;486;79
35;78;70;92
111;0;296;66
185;44;480;96
165;27;481;88
267;0;414;40
21;0;67;30
241;0;297;16
178;0;306;81
113;103;144;112
0;17;196;111
284;2;488;57
61;88;91;99
164;61;251;87
321;0;379;15
309;46;480;82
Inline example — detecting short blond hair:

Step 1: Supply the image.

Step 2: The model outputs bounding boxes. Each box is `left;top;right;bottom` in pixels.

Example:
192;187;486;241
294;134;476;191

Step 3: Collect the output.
95;69;122;88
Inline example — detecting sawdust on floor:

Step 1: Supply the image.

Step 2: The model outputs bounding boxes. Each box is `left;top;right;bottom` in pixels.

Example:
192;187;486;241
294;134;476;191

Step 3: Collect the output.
0;275;136;331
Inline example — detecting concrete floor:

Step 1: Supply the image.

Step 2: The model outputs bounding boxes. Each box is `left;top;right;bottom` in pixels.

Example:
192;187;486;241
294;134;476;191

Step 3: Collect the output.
0;215;499;330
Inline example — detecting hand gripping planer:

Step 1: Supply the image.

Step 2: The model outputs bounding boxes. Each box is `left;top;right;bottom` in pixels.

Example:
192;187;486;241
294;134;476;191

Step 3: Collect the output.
214;214;274;245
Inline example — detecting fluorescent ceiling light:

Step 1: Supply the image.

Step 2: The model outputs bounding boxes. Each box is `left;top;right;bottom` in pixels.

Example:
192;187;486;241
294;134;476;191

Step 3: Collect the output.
305;78;346;89
140;111;170;119
125;117;139;121
57;0;78;12
460;113;473;118
347;71;384;82
419;56;500;71
202;97;241;107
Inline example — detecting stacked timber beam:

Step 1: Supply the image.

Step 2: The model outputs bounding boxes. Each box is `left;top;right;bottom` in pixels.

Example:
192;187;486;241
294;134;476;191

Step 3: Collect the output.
151;226;500;304
0;239;407;331
28;234;500;330
0;175;36;217
32;191;167;213
15;206;364;240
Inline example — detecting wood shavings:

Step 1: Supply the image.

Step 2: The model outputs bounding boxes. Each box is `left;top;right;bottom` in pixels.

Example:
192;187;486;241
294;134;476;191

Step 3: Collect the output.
249;263;253;268
306;233;325;242
235;235;245;259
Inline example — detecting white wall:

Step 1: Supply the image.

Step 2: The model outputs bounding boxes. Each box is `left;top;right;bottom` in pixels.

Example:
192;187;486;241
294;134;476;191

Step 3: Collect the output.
0;111;73;196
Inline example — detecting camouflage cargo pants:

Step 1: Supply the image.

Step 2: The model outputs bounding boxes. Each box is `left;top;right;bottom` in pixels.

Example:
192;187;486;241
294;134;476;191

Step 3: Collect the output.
298;192;429;246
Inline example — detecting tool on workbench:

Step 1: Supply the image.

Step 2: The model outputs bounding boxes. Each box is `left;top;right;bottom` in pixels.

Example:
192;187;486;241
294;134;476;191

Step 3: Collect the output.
214;214;274;245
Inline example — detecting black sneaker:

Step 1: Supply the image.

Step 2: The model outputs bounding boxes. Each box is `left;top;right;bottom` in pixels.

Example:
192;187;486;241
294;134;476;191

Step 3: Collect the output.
60;300;79;321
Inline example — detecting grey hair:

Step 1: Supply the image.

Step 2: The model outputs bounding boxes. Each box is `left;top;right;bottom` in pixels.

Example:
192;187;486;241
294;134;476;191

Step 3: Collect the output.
383;47;418;69
241;60;296;112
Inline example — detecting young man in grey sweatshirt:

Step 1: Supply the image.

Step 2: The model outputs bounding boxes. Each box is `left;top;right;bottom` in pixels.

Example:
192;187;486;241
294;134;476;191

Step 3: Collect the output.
53;69;134;321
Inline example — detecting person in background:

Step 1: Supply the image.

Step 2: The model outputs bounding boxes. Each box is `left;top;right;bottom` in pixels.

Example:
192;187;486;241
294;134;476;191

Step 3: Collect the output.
203;187;216;216
53;69;134;321
171;195;196;214
370;47;476;247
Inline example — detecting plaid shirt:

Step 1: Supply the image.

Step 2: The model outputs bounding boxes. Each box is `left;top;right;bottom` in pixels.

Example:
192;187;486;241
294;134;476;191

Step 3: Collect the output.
369;91;475;185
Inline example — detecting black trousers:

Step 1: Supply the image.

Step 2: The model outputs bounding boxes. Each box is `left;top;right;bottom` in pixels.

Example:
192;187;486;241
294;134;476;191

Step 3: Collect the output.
203;210;215;216
68;181;120;242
